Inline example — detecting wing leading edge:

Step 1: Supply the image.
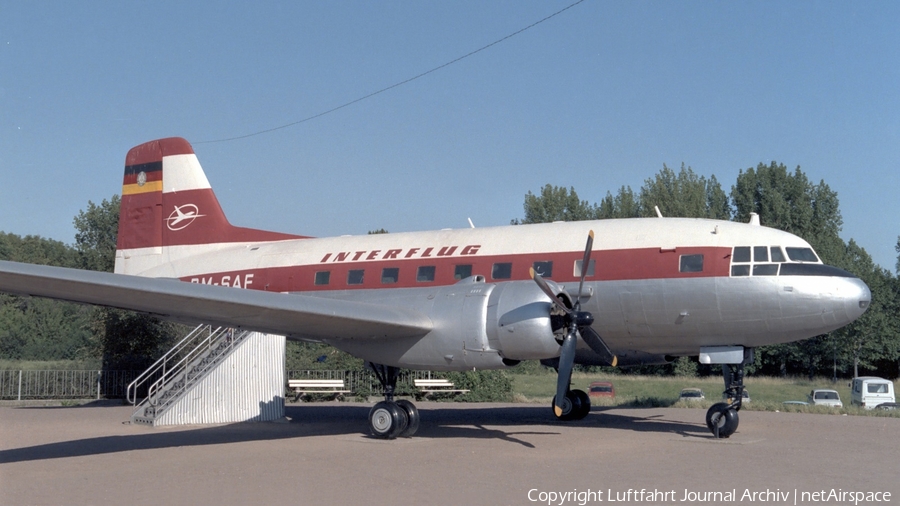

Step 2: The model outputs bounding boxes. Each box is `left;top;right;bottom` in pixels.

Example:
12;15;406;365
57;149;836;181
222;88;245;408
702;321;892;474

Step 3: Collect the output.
0;260;433;341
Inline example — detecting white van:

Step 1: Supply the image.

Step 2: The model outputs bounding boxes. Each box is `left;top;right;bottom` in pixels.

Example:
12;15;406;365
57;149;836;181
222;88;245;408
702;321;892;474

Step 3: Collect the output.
850;377;896;409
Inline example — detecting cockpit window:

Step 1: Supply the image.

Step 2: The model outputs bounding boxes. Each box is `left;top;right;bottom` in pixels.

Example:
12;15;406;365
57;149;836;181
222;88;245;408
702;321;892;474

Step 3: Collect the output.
731;245;820;277
753;246;768;262
753;264;779;276
731;265;750;277
770;246;786;263
733;247;751;263
786;247;819;263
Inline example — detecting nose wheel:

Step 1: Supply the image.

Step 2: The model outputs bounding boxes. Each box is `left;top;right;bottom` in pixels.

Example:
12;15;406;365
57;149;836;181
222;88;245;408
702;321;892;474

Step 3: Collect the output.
706;403;739;438
706;352;749;438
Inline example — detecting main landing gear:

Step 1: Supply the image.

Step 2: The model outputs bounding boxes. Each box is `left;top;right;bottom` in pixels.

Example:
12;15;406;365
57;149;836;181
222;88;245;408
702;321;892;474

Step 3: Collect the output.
367;362;419;439
542;358;592;421
552;388;591;421
705;349;752;439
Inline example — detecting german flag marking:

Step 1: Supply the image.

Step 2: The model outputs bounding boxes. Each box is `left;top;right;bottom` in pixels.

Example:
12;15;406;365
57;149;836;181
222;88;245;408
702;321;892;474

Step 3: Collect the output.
122;180;163;195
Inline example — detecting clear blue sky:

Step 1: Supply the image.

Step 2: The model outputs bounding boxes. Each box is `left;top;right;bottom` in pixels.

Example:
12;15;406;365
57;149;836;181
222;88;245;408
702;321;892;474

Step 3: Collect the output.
2;1;898;270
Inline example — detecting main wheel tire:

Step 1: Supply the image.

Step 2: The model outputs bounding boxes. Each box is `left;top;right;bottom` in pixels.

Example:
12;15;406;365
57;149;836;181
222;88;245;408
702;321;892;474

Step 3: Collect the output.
572;389;591;420
706;402;739;438
369;401;408;439
396;399;420;438
552;391;588;421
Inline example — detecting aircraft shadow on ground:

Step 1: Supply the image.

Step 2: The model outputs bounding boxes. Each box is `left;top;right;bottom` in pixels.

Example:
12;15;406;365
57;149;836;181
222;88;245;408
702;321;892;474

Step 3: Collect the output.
0;405;709;463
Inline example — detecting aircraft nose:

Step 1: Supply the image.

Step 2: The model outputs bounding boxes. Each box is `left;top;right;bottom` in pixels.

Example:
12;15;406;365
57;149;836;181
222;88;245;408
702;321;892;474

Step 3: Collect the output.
841;276;871;322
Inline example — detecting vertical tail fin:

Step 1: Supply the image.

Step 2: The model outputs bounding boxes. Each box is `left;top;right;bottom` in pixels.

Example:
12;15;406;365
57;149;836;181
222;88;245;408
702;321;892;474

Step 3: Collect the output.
115;137;304;274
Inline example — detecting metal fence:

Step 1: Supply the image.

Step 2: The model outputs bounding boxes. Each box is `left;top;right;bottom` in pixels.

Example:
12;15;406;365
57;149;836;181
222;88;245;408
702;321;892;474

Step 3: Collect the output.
0;368;448;400
0;370;140;400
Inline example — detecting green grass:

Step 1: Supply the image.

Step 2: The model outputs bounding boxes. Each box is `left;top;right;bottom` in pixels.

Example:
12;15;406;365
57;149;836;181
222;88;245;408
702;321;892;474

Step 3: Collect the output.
511;371;899;417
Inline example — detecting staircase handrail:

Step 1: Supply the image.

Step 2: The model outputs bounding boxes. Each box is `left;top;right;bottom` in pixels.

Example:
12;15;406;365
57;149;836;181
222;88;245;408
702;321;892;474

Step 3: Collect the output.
126;324;217;405
145;327;246;408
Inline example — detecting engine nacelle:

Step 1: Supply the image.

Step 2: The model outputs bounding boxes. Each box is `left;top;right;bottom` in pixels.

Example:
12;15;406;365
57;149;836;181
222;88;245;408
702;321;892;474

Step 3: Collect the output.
485;281;561;360
324;278;562;370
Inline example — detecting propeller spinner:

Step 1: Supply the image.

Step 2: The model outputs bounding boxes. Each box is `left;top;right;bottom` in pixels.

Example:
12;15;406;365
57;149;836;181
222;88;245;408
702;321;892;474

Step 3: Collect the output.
530;230;617;419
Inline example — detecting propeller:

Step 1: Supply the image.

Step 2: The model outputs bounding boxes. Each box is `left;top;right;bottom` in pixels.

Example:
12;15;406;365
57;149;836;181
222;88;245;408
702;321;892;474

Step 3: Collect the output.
530;230;617;418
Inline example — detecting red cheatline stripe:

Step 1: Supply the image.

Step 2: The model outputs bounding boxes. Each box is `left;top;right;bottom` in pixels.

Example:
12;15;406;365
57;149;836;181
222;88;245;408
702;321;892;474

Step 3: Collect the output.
175;246;732;292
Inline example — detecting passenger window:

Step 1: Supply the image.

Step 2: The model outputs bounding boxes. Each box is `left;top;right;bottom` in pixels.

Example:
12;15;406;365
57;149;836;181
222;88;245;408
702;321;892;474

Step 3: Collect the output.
731;265;750;277
381;268;399;284
347;269;364;285
753;246;768;262
679;254;704;273
752;264;779;276
574;259;595;277
416;266;436;282
454;264;472;280
770;246;786;263
532;261;553;278
314;271;330;286
733;247;751;263
786;247;819;263
492;262;512;280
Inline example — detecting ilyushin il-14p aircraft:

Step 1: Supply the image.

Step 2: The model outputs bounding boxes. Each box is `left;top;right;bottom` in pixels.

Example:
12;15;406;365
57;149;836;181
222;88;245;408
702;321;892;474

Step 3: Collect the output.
0;137;871;439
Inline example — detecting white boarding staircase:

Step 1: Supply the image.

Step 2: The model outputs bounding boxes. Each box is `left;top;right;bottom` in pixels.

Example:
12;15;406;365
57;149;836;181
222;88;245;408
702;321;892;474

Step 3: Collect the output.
128;325;285;426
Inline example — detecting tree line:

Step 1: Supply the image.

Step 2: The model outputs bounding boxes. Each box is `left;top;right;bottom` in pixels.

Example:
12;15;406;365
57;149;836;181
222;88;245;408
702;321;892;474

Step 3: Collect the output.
517;162;900;379
0;197;181;371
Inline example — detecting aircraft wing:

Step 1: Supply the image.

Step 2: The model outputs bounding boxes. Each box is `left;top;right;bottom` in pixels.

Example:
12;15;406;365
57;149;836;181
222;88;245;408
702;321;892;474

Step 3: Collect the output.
0;260;433;341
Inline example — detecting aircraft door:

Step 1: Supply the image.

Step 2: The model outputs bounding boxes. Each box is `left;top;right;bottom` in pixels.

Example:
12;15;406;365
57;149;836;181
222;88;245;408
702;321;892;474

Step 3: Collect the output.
460;285;494;367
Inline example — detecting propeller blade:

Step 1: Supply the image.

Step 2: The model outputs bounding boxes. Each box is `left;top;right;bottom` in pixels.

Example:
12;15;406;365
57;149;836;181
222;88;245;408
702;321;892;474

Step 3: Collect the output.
530;267;571;315
575;230;594;310
554;329;577;416
579;325;617;367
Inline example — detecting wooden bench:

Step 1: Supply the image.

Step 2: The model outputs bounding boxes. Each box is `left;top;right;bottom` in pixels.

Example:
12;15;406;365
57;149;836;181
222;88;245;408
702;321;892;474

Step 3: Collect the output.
414;379;470;397
288;379;351;401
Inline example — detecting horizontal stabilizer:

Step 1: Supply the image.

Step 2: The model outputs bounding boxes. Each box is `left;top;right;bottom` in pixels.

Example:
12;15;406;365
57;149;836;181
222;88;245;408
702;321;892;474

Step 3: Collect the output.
0;260;433;341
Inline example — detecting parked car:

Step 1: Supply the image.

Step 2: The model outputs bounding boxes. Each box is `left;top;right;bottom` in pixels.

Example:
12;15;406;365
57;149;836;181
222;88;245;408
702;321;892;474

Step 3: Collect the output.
807;389;843;407
850;377;896;409
679;388;704;401
588;381;615;398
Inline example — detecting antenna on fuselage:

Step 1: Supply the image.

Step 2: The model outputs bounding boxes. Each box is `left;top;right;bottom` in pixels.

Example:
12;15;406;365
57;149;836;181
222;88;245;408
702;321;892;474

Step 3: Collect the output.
748;213;760;226
654;206;664;218
467;218;475;228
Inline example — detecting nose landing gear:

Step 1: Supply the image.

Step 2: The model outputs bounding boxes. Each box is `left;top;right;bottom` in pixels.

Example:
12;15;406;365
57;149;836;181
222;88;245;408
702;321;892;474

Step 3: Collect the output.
705;349;751;438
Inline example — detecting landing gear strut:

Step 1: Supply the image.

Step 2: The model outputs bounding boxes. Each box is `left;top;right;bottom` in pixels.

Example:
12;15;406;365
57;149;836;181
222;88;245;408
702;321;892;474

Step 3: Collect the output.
705;348;752;438
367;362;419;439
